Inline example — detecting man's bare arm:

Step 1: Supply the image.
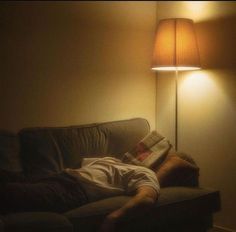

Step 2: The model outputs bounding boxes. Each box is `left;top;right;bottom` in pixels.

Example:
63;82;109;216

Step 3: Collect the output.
99;186;158;232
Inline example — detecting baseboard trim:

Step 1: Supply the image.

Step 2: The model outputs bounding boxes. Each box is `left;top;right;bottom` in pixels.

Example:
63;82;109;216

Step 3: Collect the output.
213;225;236;232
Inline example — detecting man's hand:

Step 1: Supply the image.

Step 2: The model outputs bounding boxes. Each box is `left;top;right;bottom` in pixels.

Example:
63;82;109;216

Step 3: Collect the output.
99;186;158;232
99;214;117;232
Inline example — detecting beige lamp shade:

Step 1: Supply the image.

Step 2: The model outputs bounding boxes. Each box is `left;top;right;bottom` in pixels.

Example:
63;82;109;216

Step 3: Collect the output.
152;18;201;71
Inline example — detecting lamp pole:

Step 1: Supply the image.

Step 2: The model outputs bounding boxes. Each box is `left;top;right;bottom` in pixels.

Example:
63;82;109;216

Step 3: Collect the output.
175;70;178;151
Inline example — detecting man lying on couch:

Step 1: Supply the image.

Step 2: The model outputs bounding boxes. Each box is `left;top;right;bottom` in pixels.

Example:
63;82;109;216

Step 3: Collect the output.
0;156;160;232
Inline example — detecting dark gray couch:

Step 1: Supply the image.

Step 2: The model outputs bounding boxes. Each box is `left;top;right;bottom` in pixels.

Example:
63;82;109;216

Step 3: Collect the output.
0;118;220;232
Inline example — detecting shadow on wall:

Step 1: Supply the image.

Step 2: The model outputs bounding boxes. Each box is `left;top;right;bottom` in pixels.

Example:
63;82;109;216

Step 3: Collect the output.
196;15;236;107
196;15;236;70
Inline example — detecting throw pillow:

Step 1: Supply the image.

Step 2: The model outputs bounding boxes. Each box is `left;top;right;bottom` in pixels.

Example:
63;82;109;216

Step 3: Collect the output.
155;154;199;187
122;131;171;168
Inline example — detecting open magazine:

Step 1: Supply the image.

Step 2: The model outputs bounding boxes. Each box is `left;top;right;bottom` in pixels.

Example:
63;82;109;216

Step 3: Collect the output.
122;131;172;169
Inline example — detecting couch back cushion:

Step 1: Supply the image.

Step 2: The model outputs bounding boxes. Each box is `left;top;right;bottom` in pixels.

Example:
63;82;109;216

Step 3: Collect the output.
0;130;22;172
99;118;150;157
18;118;149;178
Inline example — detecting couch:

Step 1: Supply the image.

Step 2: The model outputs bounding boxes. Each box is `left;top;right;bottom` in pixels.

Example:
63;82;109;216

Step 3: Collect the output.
0;118;220;232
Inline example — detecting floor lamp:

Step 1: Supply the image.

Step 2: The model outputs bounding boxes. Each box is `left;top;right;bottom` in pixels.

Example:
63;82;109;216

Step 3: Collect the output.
151;18;201;151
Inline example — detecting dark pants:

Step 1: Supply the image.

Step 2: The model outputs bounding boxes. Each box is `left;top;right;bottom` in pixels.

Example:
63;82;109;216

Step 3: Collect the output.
0;172;88;214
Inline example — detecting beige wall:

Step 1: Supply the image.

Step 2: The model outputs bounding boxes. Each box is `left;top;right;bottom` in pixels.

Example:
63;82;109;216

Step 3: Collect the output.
156;1;236;230
0;1;156;132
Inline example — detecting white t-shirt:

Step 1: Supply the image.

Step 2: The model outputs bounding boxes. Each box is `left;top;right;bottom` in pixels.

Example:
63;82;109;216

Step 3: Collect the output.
65;157;160;202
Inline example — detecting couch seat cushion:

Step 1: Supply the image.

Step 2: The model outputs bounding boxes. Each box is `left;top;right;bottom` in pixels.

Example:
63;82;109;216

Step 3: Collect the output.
3;212;73;232
64;196;130;231
64;187;220;232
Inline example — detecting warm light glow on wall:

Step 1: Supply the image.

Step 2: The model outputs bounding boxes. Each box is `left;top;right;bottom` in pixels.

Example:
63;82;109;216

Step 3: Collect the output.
156;2;236;23
180;71;217;102
179;69;235;134
184;1;216;21
182;1;236;22
179;70;220;124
